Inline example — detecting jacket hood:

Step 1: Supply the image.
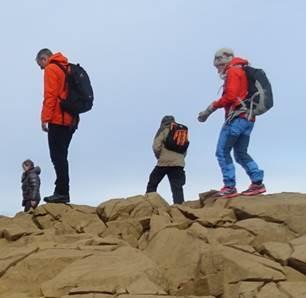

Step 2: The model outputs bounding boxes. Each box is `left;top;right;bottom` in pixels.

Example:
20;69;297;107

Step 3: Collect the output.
48;52;68;66
228;57;248;68
21;166;41;182
161;115;175;127
155;115;175;139
30;166;41;175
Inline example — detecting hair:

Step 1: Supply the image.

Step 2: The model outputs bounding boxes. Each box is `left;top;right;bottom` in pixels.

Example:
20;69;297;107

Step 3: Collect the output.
36;48;53;62
22;159;34;169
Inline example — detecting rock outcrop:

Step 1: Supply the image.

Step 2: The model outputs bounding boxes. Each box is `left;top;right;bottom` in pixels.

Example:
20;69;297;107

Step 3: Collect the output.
1;192;306;297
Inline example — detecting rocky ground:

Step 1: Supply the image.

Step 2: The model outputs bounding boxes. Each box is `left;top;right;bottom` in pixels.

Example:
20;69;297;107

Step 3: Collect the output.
1;192;306;298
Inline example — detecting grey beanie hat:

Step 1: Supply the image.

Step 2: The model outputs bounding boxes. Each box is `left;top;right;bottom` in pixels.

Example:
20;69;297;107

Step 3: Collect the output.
161;115;175;126
155;115;175;138
213;48;234;67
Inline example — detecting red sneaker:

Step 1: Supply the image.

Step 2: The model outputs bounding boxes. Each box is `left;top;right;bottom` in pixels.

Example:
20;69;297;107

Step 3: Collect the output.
214;186;239;199
241;183;266;196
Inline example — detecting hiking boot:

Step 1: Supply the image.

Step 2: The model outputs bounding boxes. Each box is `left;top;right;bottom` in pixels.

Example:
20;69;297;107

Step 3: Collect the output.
241;183;266;196
214;186;239;199
44;193;70;204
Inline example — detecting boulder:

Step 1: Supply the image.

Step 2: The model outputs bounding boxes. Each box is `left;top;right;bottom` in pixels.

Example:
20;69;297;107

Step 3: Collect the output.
228;194;306;235
144;227;213;296
168;206;188;223
290;235;306;246
0;248;91;297
176;205;236;227
96;193;169;223
288;244;306;274
102;218;144;247
148;213;172;240
0;245;38;278
256;282;289;298
33;203;107;235
41;246;168;297
284;266;306;282
279;281;306;297
233;218;296;249
1;193;306;298
206;227;254;246
198;190;219;207
0;213;40;241
118;296;215;298
188;223;255;247
182;199;202;209
62;295;113;298
259;241;292;265
227;281;263;298
218;245;286;284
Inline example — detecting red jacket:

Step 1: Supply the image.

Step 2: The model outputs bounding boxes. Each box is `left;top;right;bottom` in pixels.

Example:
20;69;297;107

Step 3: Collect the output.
41;52;74;126
213;57;249;117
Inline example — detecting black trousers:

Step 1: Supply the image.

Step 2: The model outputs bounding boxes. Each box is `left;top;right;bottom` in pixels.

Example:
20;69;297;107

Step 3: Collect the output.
146;166;185;204
48;124;74;195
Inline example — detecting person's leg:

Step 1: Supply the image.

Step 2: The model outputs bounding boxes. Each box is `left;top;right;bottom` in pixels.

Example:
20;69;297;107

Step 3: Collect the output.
167;167;185;204
233;119;265;195
233;126;264;183
146;166;167;193
48;124;74;196
24;201;31;212
30;200;39;209
215;118;259;197
216;122;238;188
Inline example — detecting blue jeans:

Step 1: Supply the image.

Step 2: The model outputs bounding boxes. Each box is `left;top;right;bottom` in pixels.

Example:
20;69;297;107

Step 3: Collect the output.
216;118;264;187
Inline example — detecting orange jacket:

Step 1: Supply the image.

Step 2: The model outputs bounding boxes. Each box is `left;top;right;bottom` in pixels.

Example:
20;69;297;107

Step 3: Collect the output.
213;57;249;117
41;52;74;126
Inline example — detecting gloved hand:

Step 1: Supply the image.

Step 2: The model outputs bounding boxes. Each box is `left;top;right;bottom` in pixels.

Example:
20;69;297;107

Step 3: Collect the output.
198;104;216;122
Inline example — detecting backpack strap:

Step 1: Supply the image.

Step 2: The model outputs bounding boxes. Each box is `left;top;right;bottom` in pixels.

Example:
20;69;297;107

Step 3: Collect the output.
170;122;176;130
49;61;68;74
49;61;70;89
49;61;69;124
49;61;70;94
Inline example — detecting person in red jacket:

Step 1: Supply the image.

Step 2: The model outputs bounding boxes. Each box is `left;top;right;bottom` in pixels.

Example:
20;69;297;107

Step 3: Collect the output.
198;48;265;198
36;48;76;203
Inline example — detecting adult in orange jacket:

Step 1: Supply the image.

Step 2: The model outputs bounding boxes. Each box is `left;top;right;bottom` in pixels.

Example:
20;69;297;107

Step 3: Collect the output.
198;48;265;198
36;48;76;203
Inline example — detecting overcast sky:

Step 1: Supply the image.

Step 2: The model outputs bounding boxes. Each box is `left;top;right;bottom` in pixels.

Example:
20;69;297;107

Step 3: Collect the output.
1;0;305;215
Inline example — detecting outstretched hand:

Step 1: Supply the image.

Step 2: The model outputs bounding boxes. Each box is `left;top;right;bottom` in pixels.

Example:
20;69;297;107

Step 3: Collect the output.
198;104;216;123
198;111;210;122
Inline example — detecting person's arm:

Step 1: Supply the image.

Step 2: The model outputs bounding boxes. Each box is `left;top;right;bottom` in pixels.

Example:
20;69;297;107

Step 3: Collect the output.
213;68;241;109
152;128;168;159
41;66;59;129
28;173;40;201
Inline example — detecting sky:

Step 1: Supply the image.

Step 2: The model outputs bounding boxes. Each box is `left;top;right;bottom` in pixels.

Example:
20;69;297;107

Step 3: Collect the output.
0;0;305;216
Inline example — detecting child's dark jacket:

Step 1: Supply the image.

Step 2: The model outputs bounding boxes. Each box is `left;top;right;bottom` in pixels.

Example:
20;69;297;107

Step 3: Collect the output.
21;167;41;206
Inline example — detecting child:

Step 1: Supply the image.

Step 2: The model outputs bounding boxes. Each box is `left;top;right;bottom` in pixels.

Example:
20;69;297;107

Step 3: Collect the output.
21;159;41;212
146;115;189;204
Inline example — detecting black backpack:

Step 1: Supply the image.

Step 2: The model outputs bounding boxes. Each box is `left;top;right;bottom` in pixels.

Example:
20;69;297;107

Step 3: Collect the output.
243;65;273;117
227;65;273;122
164;123;189;154
51;62;94;115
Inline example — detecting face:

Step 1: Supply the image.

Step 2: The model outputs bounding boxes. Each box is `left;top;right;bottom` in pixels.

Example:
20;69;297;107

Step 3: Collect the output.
216;63;227;74
23;163;31;171
36;54;49;70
